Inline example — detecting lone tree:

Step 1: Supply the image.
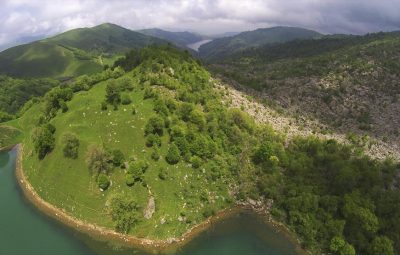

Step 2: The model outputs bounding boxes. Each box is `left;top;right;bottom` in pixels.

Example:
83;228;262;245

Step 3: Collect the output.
166;143;180;164
62;133;80;159
85;144;112;175
32;126;55;159
105;80;121;106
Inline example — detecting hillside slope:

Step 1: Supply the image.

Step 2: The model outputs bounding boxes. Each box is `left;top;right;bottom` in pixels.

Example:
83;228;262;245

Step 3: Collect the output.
211;31;400;157
199;26;321;61
0;23;167;78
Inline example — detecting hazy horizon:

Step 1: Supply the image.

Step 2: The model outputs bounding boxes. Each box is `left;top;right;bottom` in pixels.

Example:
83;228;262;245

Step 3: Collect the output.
1;0;399;50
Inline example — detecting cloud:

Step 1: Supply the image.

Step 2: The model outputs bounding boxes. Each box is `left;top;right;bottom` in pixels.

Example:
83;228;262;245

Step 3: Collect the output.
0;0;399;48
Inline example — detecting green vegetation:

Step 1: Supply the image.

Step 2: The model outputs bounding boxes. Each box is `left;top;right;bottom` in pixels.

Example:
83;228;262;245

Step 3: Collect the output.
0;23;168;78
5;45;399;255
0;75;60;116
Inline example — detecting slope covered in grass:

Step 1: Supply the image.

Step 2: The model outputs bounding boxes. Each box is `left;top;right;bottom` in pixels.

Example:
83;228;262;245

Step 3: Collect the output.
0;23;167;78
10;46;400;255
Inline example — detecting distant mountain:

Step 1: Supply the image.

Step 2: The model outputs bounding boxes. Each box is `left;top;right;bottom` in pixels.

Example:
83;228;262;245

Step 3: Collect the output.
138;28;204;47
211;31;240;38
198;26;322;61
0;23;168;78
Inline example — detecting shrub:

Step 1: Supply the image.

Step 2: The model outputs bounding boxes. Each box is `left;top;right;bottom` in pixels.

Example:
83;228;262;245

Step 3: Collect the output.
60;100;68;113
151;147;160;161
125;174;135;186
166;143;180;164
190;155;203;168
131;106;137;115
62;133;80;159
146;134;161;147
121;93;132;105
101;101;108;111
158;167;168;180
112;149;125;167
97;173;110;190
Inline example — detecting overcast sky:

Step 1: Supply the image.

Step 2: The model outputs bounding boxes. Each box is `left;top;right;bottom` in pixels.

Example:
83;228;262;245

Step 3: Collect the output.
1;0;399;48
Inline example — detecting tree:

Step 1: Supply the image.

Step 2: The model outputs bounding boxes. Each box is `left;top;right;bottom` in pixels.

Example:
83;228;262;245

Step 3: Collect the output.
146;134;161;147
368;236;394;255
85;144;112;175
166;143;180;164
330;236;355;255
108;193;140;233
62;133;80;159
144;116;164;136
105;80;121;105
32;126;55;159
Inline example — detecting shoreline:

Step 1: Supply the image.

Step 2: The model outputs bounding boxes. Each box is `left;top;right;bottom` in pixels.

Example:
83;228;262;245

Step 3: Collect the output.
14;144;306;254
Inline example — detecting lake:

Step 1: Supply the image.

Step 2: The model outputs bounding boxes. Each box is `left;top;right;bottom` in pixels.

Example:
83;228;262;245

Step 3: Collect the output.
0;148;301;255
186;40;213;51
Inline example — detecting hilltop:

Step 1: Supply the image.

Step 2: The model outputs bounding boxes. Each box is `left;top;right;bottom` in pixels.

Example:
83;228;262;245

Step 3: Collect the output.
0;23;167;79
199;26;322;61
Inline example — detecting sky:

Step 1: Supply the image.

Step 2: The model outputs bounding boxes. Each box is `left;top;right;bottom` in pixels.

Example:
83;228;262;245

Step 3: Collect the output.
0;0;399;49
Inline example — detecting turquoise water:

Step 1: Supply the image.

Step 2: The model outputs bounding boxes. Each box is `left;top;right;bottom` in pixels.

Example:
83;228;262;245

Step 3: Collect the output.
0;148;300;255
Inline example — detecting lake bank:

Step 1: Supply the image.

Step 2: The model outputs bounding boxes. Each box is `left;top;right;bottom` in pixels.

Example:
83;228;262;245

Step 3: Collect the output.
15;144;306;254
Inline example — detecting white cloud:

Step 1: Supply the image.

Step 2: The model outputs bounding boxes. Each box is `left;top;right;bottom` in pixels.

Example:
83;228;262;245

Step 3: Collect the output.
0;0;399;48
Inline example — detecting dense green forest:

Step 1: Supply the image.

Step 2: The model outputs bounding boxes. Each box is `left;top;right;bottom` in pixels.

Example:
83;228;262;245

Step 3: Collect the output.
0;75;60;121
1;46;396;255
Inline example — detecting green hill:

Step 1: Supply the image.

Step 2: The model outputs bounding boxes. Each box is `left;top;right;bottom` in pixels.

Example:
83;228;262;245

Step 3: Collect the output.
0;23;167;79
2;45;399;255
199;26;322;61
138;28;204;47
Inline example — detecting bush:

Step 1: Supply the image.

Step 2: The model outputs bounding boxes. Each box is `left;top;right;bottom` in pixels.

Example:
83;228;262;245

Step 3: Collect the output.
190;155;203;168
62;133;80;159
146;134;161;147
131;106;137;115
151;147;160;161
158;167;168;180
60;100;68;113
97;173;110;190
125;174;135;186
112;149;125;167
121;93;132;105
166;143;180;164
101;101;108;111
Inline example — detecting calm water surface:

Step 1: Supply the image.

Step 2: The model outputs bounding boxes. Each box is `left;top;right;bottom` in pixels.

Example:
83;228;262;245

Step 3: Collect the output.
0;148;300;255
